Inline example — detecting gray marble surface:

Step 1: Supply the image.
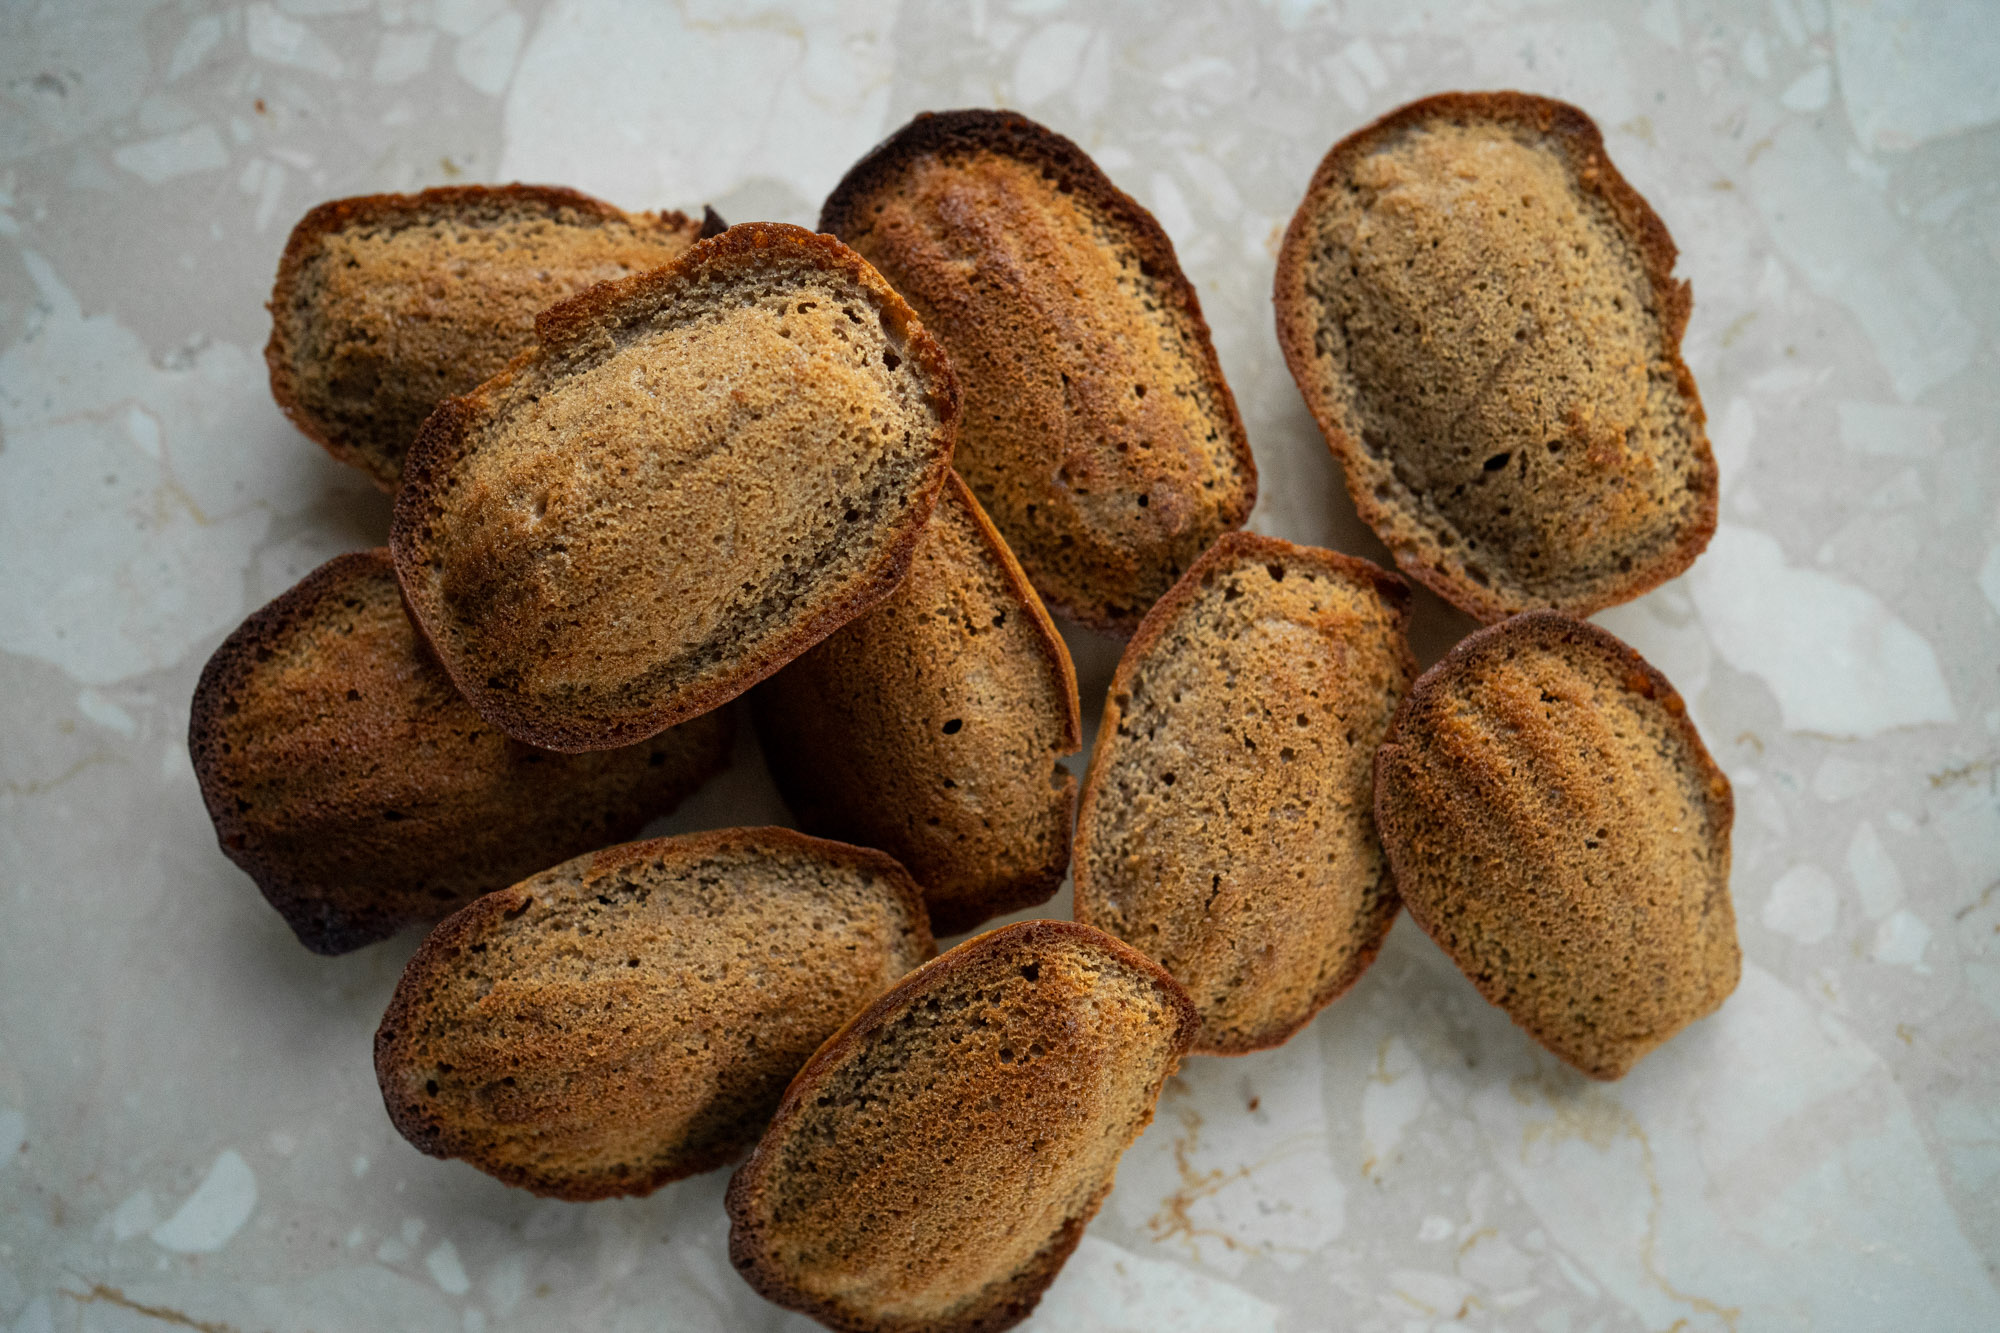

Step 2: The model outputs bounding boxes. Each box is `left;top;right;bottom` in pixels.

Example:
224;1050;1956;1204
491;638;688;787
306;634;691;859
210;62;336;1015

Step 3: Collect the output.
3;1;1998;1329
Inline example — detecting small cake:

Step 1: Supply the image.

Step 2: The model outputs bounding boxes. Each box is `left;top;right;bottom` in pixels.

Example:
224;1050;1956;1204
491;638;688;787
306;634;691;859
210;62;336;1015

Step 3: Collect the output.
267;184;719;489
1074;533;1415;1053
1373;612;1738;1079
1275;92;1716;621
374;829;934;1199
727;921;1196;1333
822;109;1256;633
753;471;1082;935
391;222;960;752
188;549;730;954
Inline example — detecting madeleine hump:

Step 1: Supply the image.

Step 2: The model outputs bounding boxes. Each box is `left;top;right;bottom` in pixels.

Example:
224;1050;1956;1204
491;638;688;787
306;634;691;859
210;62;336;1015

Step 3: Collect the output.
753;471;1083;936
823;109;1255;634
1373;612;1738;1079
1075;533;1415;1053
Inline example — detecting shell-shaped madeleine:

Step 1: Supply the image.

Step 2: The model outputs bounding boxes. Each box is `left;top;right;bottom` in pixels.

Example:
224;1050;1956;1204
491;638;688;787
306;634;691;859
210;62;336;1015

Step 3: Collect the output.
189;549;731;954
391;222;960;752
1074;533;1415;1054
374;829;934;1199
1373;612;1736;1079
1275;93;1716;623
822;109;1255;634
726;921;1195;1333
267;184;717;489
752;471;1083;936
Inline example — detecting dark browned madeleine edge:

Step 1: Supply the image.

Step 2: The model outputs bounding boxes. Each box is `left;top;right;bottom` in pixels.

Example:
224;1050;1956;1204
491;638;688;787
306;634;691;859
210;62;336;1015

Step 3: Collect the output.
373;828;938;1198
759;470;1083;937
1372;611;1734;1079
188;549;415;954
929;471;1083;933
1271;91;1717;622
264;184;707;492
943;470;1084;754
1072;532;1415;1054
723;919;1197;1332
388;222;962;753
527;222;959;433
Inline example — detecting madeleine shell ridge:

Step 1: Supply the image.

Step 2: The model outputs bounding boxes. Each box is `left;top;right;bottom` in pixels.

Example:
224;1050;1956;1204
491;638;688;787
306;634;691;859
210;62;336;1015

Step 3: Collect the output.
1373;612;1738;1079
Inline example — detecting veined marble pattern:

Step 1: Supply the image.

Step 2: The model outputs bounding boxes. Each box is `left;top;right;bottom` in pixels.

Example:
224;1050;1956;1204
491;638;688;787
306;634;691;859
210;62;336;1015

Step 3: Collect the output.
2;0;1996;1328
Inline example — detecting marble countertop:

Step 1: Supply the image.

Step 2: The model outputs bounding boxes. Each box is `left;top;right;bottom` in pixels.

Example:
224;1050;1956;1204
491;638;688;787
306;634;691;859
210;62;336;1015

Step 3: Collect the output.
3;1;1997;1329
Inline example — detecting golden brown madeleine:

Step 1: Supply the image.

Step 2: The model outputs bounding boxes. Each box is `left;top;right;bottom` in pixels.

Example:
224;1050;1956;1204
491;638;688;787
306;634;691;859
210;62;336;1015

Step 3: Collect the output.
1274;92;1716;622
821;109;1256;635
267;185;722;490
1374;612;1738;1079
391;222;960;752
727;920;1195;1333
374;829;934;1200
1074;533;1414;1053
189;550;730;955
752;472;1082;936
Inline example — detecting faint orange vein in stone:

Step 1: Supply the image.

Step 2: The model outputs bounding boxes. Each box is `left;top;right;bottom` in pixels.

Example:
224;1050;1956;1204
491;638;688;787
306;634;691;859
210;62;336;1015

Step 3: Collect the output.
1513;1070;1742;1332
63;1284;252;1333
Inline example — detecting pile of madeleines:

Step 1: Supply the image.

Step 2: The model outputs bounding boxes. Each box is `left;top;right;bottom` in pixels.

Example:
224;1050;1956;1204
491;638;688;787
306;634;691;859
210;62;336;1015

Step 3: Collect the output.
189;94;1738;1332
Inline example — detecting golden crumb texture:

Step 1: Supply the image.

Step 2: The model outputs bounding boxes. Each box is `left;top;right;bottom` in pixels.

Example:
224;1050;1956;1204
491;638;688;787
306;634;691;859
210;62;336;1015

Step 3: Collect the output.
188;549;730;955
1075;533;1416;1054
1373;612;1738;1079
822;109;1255;634
726;920;1197;1333
1274;92;1717;622
373;828;936;1200
390;221;961;753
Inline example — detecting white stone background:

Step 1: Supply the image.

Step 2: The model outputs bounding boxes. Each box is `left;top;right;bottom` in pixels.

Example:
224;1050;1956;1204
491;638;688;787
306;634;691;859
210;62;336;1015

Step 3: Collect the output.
1;0;1997;1328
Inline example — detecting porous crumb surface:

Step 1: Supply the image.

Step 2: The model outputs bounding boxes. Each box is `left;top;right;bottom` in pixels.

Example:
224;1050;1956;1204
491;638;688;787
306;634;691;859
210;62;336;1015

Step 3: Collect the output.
266;185;710;490
188;549;730;955
1275;92;1716;622
823;109;1255;634
727;920;1196;1333
373;828;935;1200
752;472;1082;936
1373;612;1738;1080
1075;533;1414;1053
392;222;960;753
